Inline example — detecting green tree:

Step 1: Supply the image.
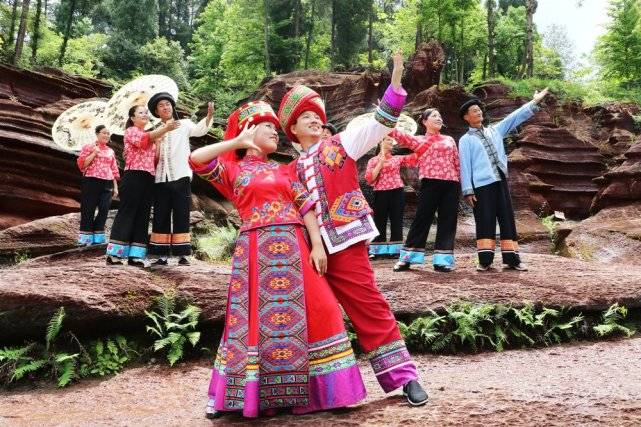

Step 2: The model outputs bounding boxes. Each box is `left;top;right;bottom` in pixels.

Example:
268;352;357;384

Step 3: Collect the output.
595;0;641;87
102;0;159;77
333;0;369;69
138;37;189;89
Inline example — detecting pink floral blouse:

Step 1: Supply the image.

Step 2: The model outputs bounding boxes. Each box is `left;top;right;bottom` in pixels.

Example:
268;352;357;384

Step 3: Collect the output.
365;153;417;191
391;130;460;182
123;126;156;175
77;143;120;180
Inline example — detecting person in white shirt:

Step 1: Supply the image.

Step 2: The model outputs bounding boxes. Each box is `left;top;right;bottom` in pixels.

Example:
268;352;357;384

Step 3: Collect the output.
147;92;213;266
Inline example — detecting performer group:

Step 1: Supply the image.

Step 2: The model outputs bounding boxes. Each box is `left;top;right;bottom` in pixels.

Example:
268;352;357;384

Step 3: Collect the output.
72;50;549;418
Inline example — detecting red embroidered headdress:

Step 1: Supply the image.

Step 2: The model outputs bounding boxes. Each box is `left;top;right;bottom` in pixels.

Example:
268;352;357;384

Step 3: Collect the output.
277;85;327;143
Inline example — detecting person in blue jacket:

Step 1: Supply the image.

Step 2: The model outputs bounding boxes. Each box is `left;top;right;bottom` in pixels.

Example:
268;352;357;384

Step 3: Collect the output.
458;87;548;272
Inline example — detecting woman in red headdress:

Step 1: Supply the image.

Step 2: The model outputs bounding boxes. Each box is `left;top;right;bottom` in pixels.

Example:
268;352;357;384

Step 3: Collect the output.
189;101;366;419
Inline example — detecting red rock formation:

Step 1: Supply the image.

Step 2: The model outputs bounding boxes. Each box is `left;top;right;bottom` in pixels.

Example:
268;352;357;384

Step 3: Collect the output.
251;70;381;135
592;136;641;211
3;249;641;342
510;124;606;217
402;41;445;99
560;204;641;265
0;64;111;107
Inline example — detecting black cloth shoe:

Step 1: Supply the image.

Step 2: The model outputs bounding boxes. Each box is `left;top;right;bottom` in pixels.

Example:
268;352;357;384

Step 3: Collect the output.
434;265;453;273
151;258;168;266
402;380;428;406
368;253;378;260
178;256;191;266
205;410;224;419
128;258;147;268
106;256;123;265
393;261;411;272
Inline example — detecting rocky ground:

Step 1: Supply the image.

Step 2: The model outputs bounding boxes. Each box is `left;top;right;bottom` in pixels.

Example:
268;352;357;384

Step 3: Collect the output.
1;337;640;426
4;243;641;343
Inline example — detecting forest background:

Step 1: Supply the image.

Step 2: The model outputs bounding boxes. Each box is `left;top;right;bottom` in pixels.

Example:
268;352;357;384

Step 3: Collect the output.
1;0;640;117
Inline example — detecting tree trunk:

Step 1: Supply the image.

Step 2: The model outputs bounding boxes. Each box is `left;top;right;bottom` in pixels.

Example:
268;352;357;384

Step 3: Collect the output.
158;0;168;38
415;21;423;50
57;0;76;66
263;0;271;74
482;52;488;80
304;0;316;69
487;0;496;78
367;0;373;65
7;0;19;48
31;0;42;64
523;0;537;78
330;0;336;70
293;0;301;37
459;17;465;84
12;0;31;65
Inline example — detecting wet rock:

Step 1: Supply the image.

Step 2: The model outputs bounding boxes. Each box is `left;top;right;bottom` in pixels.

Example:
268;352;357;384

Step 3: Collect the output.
560;204;641;265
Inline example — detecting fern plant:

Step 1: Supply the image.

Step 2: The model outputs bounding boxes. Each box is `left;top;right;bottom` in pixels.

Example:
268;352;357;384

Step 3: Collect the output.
0;307;78;387
537;307;584;345
79;336;135;377
398;312;445;352
145;293;202;366
593;303;635;338
443;302;494;352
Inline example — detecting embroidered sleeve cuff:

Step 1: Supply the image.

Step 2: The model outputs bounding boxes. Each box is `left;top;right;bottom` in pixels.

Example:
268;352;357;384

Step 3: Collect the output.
374;84;407;128
188;156;224;183
299;198;316;217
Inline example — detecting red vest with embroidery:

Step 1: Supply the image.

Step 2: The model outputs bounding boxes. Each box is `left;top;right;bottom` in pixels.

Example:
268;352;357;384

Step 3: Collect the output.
291;136;373;230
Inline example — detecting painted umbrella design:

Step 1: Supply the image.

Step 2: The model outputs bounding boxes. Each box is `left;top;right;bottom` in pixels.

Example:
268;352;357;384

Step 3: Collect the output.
51;100;108;151
103;75;179;135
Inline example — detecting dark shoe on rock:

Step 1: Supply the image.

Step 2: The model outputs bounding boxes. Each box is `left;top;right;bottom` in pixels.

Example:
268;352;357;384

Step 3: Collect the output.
505;263;528;271
152;258;168;266
178;256;191;266
205;410;224;419
393;261;411;272
476;263;491;272
368;253;378;260
106;256;123;266
402;380;428;406
128;258;148;268
434;265;453;273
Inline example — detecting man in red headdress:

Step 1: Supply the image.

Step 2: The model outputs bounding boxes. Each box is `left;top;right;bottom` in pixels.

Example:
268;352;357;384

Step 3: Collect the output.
277;52;428;406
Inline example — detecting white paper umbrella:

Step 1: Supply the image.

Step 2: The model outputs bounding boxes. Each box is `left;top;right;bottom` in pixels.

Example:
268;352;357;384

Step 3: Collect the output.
103;75;179;135
51;100;107;151
345;112;418;143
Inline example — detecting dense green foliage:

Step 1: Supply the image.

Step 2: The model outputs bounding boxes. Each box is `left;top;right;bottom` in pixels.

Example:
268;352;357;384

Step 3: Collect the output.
0;0;639;113
395;302;637;354
1;294;204;387
145;292;202;366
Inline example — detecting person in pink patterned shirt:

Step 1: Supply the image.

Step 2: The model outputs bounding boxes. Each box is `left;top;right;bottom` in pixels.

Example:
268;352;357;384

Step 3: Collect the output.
76;125;120;246
391;108;461;273
364;135;416;259
106;105;178;266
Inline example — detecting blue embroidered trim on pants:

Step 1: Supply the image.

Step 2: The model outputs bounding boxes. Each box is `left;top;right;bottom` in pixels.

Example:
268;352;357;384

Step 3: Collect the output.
78;233;93;245
128;245;147;259
433;252;455;267
93;233;106;244
106;242;129;258
399;248;425;265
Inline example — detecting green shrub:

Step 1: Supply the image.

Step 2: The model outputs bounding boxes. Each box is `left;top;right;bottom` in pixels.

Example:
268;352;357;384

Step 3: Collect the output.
0;307;79;387
194;223;238;262
79;336;137;377
593;303;635;338
145;293;202;366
